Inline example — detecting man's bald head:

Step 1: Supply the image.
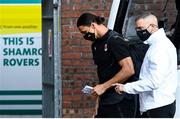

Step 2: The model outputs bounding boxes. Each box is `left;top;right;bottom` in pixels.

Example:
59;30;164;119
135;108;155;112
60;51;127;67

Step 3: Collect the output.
135;12;159;34
135;12;158;27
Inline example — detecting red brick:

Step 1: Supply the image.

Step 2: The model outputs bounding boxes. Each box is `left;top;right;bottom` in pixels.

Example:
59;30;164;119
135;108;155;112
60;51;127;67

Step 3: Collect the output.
62;59;94;66
63;101;72;108
62;53;81;59
62;46;91;53
61;5;71;11
62;80;82;88
63;95;81;101
62;67;96;74
62;11;82;18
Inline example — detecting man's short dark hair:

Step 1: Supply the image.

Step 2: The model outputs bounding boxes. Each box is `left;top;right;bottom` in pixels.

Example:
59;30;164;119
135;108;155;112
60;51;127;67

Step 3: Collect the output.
135;12;153;22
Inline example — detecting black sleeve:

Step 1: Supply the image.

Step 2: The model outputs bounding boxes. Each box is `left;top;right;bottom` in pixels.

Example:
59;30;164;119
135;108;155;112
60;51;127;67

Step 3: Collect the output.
176;0;180;11
91;43;95;62
108;36;130;62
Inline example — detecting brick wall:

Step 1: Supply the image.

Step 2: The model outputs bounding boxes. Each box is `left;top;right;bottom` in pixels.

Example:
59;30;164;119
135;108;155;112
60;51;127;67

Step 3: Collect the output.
61;0;177;118
61;0;113;117
128;0;177;30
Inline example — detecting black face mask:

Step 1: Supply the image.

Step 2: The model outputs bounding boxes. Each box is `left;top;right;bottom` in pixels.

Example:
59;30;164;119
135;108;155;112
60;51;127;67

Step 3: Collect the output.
83;32;96;42
136;29;151;41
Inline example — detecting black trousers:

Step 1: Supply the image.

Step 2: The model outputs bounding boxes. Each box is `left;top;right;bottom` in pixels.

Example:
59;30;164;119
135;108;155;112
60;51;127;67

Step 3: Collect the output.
95;97;140;118
141;101;176;118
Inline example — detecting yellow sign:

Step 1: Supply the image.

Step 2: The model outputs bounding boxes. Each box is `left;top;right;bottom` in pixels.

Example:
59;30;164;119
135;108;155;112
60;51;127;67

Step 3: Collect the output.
0;5;41;34
0;0;42;115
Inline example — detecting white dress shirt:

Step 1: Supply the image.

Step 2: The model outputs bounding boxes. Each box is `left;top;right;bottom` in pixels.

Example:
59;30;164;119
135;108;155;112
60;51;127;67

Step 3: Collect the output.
124;28;178;113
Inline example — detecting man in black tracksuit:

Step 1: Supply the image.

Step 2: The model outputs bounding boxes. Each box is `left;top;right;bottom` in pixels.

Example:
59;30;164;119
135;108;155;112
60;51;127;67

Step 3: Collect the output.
77;12;139;118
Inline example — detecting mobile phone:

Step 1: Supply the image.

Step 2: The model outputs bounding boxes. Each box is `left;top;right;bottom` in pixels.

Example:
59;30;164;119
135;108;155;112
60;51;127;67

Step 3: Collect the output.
82;85;93;95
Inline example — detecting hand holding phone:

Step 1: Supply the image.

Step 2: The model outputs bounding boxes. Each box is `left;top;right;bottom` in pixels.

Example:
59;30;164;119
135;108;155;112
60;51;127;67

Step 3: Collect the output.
82;85;93;95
